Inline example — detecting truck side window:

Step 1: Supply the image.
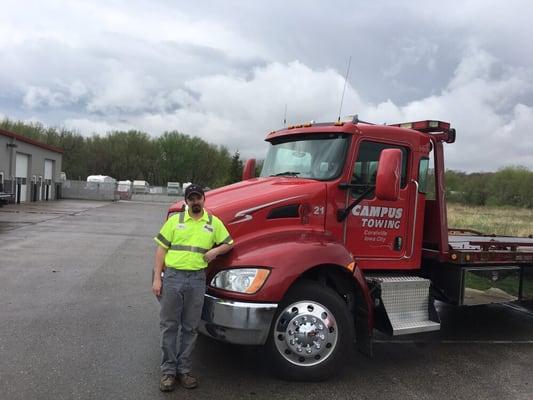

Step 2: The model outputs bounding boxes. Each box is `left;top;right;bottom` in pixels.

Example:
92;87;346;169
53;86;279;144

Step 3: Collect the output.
351;141;409;197
418;158;429;194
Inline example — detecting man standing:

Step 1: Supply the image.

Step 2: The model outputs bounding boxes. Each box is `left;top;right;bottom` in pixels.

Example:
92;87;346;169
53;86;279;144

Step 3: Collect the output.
152;184;233;392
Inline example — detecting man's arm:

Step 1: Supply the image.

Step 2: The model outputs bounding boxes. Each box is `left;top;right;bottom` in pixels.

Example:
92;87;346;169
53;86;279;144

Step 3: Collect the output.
152;245;167;297
203;243;232;263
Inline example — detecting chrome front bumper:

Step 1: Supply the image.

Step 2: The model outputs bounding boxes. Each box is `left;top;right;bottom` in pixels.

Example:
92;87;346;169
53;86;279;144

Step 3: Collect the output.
199;294;278;345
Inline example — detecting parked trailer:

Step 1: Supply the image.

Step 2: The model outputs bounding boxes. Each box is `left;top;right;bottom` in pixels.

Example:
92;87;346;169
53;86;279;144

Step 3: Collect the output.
132;180;149;194
87;175;116;183
117;180;132;200
165;118;533;381
167;182;181;196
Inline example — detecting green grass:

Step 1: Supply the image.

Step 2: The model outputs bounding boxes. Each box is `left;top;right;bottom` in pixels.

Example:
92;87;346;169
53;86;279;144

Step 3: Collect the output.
465;271;533;298
447;203;533;299
447;202;533;237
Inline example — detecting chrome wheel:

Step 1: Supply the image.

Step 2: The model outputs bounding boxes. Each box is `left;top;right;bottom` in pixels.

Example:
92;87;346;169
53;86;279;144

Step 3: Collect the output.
273;301;338;367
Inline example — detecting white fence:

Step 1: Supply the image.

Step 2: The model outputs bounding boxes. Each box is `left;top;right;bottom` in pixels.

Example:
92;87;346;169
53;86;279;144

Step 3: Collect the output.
60;181;185;202
60;180;118;201
130;186;183;202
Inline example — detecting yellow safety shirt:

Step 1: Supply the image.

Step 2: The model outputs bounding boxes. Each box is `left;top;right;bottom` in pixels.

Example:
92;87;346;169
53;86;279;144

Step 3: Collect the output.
154;210;233;271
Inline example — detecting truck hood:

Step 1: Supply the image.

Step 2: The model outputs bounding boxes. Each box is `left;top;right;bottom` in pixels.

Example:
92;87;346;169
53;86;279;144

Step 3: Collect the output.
169;178;327;238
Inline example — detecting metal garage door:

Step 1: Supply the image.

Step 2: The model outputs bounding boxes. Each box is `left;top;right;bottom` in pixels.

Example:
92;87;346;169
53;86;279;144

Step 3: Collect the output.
15;153;29;203
44;159;54;200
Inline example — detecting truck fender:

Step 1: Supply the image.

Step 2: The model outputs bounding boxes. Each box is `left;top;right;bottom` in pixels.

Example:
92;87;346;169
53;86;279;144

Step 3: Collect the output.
208;230;353;302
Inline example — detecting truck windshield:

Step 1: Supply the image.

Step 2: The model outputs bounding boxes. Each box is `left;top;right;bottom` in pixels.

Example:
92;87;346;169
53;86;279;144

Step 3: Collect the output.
260;133;349;180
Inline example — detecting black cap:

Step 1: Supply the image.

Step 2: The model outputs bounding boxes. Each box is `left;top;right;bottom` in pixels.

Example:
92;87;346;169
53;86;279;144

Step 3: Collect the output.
184;184;204;199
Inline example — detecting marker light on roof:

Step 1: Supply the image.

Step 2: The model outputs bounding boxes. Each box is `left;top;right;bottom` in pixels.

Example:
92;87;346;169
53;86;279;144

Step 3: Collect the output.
389;120;451;133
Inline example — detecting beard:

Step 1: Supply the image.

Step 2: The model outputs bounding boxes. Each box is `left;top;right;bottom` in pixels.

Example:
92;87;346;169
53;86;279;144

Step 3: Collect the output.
191;204;202;214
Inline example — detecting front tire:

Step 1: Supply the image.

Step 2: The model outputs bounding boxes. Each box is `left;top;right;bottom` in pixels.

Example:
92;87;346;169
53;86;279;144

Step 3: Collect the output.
266;280;354;381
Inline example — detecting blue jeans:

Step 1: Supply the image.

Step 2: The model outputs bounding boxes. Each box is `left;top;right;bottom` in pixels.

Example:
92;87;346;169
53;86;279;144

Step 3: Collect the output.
159;268;206;375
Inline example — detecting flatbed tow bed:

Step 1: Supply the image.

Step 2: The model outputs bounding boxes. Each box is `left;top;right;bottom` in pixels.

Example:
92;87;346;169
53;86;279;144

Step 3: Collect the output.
424;230;533;306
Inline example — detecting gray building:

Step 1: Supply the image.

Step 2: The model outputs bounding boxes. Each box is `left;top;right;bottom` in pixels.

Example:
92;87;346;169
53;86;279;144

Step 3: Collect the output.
0;128;63;203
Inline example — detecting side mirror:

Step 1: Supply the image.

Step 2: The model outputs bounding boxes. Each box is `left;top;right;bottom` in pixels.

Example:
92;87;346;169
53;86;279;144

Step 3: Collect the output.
375;149;402;201
242;158;256;181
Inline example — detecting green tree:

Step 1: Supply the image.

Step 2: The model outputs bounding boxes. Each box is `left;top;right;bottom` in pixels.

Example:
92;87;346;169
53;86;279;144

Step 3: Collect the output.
227;150;244;184
487;166;533;208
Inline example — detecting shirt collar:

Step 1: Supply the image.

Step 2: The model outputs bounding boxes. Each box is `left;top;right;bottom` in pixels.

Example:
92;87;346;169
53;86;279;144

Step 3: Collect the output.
184;208;209;222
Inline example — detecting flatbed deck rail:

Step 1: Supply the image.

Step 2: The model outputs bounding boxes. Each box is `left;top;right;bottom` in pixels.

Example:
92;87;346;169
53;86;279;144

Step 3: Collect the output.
424;231;533;265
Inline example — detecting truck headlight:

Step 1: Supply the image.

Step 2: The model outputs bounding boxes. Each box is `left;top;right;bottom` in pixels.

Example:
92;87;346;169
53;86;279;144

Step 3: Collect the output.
210;268;270;294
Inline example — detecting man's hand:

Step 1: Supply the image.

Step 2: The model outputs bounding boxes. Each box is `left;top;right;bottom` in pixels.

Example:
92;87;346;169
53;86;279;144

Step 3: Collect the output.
152;276;162;297
204;243;233;263
153;245;167;297
203;248;219;263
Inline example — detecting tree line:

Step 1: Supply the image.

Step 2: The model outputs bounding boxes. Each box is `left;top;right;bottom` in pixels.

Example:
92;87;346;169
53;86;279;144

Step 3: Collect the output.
439;167;533;209
3;118;532;207
1;119;244;188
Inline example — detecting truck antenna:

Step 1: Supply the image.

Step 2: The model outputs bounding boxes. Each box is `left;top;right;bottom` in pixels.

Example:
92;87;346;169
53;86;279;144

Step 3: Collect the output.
337;56;352;123
283;104;287;127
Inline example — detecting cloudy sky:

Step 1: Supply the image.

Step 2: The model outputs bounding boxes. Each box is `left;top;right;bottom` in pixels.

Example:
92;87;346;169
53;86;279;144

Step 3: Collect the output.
1;0;532;171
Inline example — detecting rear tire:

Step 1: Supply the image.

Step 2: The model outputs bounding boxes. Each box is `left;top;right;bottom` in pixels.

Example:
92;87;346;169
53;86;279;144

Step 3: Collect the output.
266;280;354;381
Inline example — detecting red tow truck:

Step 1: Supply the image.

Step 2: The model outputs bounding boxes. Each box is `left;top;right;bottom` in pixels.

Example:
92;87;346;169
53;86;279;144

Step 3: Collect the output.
167;117;533;380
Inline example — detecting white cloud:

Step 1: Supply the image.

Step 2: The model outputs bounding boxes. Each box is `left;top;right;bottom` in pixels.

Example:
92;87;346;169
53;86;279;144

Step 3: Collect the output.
362;47;533;171
1;1;533;172
65;61;364;155
61;49;533;172
86;62;158;113
23;87;66;109
22;80;89;109
382;37;439;78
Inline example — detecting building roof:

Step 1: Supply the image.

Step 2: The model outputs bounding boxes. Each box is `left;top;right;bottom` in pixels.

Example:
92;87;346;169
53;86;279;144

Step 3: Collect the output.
0;128;64;154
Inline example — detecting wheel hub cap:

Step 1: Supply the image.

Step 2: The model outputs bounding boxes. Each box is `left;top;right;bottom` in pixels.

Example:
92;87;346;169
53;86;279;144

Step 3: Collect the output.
274;301;338;367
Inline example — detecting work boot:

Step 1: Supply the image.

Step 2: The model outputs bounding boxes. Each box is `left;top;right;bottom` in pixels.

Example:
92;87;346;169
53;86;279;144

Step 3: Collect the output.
178;373;198;389
159;374;176;392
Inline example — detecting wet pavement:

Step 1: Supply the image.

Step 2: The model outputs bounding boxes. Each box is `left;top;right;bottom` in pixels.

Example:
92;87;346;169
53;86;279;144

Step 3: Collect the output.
0;200;532;400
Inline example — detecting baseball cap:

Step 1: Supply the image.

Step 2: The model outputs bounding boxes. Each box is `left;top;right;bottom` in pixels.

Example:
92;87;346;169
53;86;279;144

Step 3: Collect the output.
184;184;204;199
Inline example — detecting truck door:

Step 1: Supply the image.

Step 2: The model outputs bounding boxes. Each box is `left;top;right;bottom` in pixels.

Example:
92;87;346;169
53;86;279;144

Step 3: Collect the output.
343;140;413;262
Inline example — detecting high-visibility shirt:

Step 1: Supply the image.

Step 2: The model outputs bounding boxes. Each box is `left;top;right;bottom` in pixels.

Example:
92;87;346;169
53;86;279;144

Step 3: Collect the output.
154;210;233;271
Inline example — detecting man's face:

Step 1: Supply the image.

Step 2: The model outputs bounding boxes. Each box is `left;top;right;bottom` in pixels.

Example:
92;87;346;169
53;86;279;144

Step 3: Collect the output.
186;193;204;214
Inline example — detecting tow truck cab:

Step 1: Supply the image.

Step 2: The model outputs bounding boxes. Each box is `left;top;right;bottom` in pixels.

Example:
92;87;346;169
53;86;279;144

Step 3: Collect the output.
167;118;533;381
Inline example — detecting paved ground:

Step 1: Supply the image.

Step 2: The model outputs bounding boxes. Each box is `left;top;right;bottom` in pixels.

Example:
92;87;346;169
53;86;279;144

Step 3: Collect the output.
0;200;532;400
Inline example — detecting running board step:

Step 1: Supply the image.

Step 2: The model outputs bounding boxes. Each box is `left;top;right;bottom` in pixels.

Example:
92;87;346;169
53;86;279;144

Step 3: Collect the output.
367;276;440;336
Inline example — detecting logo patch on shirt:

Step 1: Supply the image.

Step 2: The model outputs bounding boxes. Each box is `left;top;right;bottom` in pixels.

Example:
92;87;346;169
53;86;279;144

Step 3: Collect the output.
177;224;186;230
203;224;214;233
